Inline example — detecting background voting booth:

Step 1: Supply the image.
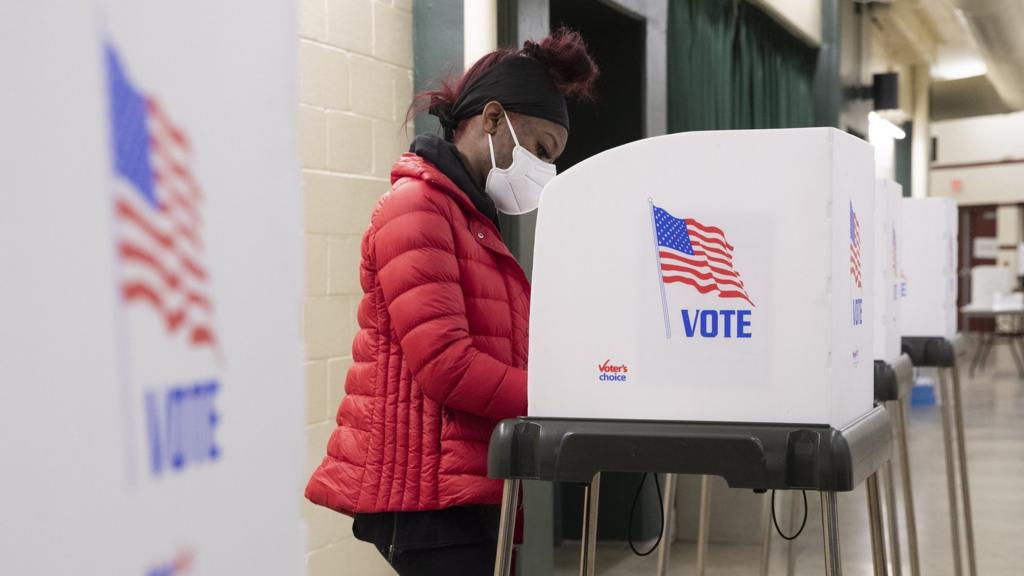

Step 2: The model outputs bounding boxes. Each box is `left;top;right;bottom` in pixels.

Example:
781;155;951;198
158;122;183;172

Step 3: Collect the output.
785;179;921;576
900;198;977;576
874;180;903;366
757;180;916;576
901;198;958;340
489;128;892;576
1;2;304;574
867;179;919;576
968;266;1015;310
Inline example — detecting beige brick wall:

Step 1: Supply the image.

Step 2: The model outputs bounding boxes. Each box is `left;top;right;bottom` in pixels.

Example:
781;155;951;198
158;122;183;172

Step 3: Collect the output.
299;0;413;574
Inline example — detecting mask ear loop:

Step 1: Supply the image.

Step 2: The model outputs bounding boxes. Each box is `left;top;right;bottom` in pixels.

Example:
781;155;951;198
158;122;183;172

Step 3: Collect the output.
487;133;497;169
502;111;521;148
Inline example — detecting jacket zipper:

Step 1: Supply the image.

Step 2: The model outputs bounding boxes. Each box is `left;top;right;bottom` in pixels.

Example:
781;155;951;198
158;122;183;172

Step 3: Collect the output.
387;513;398;564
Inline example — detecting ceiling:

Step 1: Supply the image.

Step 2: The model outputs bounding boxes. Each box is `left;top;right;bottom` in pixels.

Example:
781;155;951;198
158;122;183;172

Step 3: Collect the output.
931;74;1012;121
922;0;988;82
871;0;1019;121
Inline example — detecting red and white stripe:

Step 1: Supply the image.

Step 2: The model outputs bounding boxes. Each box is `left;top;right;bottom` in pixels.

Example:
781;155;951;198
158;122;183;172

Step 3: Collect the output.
851;210;862;288
659;218;754;306
114;97;217;349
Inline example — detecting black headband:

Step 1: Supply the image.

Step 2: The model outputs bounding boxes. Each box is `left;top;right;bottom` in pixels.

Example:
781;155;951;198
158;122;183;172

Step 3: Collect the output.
430;56;569;141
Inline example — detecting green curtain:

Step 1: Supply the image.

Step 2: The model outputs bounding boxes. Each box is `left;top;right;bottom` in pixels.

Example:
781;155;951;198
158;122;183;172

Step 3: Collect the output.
668;0;817;132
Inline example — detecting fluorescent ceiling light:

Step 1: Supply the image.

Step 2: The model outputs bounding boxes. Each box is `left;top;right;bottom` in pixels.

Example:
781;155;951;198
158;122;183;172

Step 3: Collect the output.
869;111;906;140
932;60;988;81
931;46;988;82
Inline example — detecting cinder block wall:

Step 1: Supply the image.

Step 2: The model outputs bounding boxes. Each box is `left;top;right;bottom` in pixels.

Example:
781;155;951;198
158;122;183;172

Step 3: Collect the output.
298;0;413;574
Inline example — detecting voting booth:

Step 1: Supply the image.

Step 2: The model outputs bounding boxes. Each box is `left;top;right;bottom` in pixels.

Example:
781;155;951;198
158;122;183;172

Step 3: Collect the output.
898;198;978;576
1;2;303;574
867;180;924;576
900;197;959;339
969;265;1015;309
491;129;891;576
528;128;875;428
873;180;903;363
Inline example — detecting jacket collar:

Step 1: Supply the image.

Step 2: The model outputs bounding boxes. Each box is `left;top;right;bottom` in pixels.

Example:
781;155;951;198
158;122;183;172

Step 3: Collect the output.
391;153;509;247
391;153;531;291
407;135;500;228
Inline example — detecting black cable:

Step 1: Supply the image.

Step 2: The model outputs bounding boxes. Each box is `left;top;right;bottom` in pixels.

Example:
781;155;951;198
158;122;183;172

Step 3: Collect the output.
770;489;809;541
627;473;664;556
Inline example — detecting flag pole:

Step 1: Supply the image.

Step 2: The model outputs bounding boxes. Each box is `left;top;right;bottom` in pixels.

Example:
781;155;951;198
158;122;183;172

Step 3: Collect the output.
648;198;672;339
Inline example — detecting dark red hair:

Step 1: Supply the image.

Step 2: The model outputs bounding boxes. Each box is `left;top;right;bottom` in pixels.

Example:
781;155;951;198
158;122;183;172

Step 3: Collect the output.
410;27;599;137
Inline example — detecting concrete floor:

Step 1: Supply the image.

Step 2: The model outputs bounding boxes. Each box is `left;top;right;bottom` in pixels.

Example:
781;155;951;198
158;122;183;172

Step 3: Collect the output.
554;344;1024;575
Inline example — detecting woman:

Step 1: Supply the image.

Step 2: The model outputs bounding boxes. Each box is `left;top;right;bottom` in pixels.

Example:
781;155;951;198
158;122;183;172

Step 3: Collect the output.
306;28;598;574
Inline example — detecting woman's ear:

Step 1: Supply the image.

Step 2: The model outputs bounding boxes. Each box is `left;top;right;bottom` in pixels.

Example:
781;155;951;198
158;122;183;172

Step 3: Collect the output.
482;101;505;135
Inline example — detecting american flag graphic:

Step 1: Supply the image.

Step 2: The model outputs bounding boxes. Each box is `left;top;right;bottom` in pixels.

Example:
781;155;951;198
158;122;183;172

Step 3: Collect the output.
652;204;754;306
107;46;218;351
850;202;862;289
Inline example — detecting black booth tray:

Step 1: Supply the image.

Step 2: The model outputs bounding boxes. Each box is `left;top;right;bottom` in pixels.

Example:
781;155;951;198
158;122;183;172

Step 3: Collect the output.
901;335;965;368
874;354;914;402
488;406;891;493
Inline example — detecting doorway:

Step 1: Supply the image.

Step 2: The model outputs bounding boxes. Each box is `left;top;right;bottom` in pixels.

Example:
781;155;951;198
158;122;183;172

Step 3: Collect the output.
550;0;645;172
959;205;998;332
549;0;652;544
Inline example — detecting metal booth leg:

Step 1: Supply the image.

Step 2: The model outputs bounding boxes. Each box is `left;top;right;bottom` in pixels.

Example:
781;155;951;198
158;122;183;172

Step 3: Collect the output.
882;461;901;576
894;397;921;576
655;473;678;576
882;403;903;576
979;332;994;373
494;479;521;576
950;366;978;576
821;491;843;576
937;368;964;576
969;332;984;377
696;475;713;576
760;491;773;576
787;490;800;576
579;472;601;576
866;473;889;576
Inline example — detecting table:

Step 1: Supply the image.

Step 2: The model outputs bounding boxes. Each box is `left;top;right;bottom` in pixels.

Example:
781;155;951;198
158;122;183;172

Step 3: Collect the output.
959;305;1024;377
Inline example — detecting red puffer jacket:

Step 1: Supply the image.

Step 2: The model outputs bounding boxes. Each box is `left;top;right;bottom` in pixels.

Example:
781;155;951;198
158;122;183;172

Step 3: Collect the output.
306;153;530;515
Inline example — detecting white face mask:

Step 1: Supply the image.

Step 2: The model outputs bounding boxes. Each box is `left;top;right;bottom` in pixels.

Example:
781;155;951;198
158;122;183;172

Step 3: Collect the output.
485;112;557;215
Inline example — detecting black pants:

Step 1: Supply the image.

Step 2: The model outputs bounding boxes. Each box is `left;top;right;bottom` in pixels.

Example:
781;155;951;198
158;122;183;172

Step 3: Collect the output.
373;540;498;576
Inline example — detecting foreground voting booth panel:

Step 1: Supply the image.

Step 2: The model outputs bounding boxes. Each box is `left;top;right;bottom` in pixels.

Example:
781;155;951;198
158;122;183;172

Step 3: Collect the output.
0;2;303;574
528;128;875;427
492;129;892;576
